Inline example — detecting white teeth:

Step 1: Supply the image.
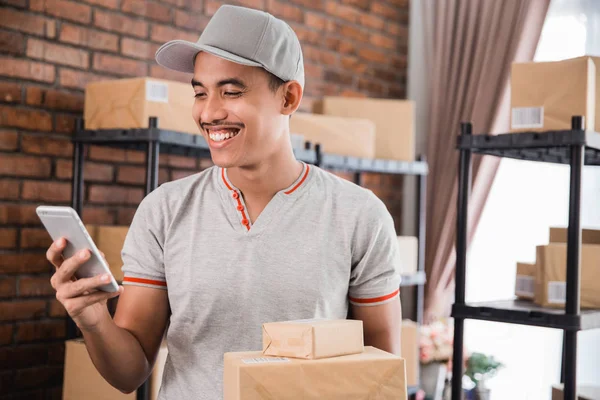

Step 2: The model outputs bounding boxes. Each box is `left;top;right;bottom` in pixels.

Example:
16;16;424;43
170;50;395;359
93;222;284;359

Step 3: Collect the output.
208;129;239;142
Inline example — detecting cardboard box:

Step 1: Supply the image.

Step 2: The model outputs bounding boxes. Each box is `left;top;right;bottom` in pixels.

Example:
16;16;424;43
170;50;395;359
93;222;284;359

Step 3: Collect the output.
289;112;376;158
401;320;418;387
319;97;415;161
262;319;363;359
535;244;600;308
515;262;535;300
63;339;168;400
84;77;198;135
510;56;600;132
549;227;600;244
552;384;600;400
85;225;129;282
224;346;407;400
397;236;418;275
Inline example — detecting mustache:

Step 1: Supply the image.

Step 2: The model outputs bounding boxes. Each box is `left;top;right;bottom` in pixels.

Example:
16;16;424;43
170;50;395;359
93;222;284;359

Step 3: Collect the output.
200;121;245;130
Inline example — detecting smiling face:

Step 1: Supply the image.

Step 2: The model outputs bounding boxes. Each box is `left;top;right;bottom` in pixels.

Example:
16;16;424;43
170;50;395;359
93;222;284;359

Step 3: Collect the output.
191;51;299;169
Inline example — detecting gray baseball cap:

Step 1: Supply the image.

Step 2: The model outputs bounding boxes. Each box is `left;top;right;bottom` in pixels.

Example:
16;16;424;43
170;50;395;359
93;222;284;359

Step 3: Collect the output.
155;5;305;88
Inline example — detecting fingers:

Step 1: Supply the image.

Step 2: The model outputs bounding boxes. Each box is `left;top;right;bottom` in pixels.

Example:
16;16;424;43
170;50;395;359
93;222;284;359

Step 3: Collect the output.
58;273;114;299
46;237;67;268
50;249;90;290
63;286;123;318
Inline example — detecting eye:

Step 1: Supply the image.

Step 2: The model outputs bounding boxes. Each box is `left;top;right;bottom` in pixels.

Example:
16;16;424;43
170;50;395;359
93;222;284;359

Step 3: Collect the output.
194;92;206;99
224;92;242;97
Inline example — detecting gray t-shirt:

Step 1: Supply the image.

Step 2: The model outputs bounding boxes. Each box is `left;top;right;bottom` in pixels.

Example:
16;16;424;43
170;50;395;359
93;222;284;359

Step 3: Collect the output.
121;162;402;400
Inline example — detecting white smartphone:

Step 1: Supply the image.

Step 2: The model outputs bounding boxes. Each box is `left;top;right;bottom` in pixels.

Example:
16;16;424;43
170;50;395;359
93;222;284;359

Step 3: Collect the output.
36;205;119;293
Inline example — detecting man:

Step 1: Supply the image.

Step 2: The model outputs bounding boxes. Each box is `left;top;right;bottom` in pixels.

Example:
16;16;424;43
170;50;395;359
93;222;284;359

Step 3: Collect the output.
47;5;402;399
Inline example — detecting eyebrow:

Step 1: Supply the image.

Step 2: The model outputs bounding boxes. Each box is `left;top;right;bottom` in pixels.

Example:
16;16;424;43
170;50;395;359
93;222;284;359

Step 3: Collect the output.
191;78;248;90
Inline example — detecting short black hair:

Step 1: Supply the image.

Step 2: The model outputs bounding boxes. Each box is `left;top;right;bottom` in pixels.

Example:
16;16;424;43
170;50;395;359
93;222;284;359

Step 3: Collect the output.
267;71;286;93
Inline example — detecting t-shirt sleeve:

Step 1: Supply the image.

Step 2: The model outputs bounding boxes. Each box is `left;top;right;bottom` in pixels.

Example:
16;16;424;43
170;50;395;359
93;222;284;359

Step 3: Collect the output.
348;192;402;306
121;186;168;290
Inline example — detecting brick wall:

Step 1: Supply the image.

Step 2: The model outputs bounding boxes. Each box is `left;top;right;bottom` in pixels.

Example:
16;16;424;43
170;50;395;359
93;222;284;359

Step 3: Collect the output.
0;0;409;397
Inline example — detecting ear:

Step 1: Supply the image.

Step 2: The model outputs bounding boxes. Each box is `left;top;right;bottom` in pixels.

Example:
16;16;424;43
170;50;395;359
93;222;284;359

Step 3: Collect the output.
280;81;303;116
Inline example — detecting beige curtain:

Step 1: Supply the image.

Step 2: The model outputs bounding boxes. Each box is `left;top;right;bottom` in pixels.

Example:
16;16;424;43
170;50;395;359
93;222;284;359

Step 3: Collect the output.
422;0;551;319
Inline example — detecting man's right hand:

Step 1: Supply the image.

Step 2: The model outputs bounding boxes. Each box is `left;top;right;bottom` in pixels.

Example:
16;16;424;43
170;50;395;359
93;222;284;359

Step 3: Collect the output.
47;237;123;332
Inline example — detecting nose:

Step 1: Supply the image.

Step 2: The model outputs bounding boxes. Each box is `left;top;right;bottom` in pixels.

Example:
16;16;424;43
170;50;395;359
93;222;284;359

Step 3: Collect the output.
199;94;228;126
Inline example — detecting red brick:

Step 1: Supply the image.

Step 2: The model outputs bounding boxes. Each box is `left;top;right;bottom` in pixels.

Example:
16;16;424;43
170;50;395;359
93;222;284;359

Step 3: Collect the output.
149;64;190;84
122;0;173;23
340;0;369;10
48;300;67;317
83;0;119;9
0;228;18;249
360;13;386;30
204;0;266;16
0;130;18;150
288;0;324;10
59;68;107;90
89;185;144;205
0;56;55;83
94;10;149;38
0;325;13;345
304;63;322;79
337;40;357;55
47;341;65;364
388;0;409;7
293;25;321;46
171;169;196;181
55;113;76;134
387;22;408;39
266;0;303;23
324;70;353;85
159;168;169;184
0;205;39;225
160;154;196;168
0;300;46;321
27;38;89;69
174;9;209;31
31;0;91;23
370;33;396;50
93;53;148;77
391;54;407;69
121;38;160;61
45;19;57;39
22;180;72;202
389;84;405;99
150;23;198;43
117;207;136;225
0;30;25;55
56;160;114;182
126;149;146;163
371;2;401;20
327;22;368;43
117;165;146;185
0;106;52;131
89;145;126;162
3;0;28;7
330;170;353;181
341;56;367;74
15;365;63;390
304;12;327;30
0;253;50;274
16;320;64;342
20;228;52;249
0;179;20;200
0;277;17;298
0;82;22;104
325;1;361;23
21;135;72;157
302;45;337;65
358;78;385;96
59;23;119;52
359;48;387;63
0;346;46;369
0;8;47;36
26;87;83;112
18;276;54;298
323;37;340;51
81;207;115;225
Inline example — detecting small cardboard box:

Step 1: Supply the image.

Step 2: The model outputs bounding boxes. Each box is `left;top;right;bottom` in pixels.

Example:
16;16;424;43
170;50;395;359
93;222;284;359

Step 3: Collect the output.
401;320;418;387
319;97;415;161
63;339;167;400
552;384;600;400
85;225;129;282
397;236;418;275
515;262;535;300
510;56;600;132
535;244;600;308
289;112;376;158
262;319;363;359
549;227;600;244
224;346;407;400
84;77;198;135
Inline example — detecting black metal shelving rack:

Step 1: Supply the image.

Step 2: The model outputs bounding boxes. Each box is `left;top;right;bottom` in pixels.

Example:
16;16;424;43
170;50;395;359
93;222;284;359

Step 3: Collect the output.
69;116;429;400
450;116;600;400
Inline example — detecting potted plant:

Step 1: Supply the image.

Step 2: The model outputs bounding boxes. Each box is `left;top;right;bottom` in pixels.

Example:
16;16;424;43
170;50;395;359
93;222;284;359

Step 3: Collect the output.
464;352;504;400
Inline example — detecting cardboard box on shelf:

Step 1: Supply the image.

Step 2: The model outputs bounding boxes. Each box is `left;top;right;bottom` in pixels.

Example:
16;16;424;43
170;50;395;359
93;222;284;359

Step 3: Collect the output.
84;77;198;135
224;346;407;400
63;339;168;400
535;243;600;309
552;384;600;400
262;319;363;359
401;320;418;387
85;225;129;282
318;97;415;161
289;112;376;158
397;236;418;275
549;227;600;244
510;56;600;133
515;262;535;300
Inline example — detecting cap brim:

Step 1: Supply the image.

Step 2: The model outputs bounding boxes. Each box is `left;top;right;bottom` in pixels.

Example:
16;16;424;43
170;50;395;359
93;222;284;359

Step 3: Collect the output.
155;40;262;73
